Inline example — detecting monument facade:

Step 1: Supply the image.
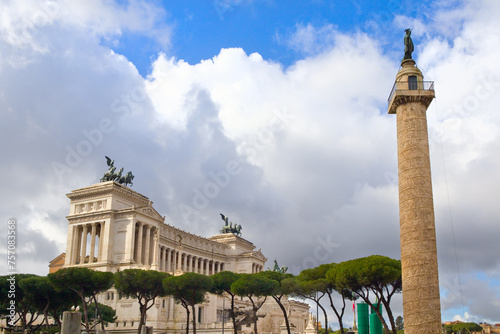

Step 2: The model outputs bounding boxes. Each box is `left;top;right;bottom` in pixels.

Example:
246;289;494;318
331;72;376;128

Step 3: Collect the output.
60;180;310;333
387;32;441;334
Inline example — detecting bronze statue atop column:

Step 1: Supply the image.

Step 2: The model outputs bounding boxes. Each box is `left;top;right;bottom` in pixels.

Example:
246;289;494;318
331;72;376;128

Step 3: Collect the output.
404;28;414;60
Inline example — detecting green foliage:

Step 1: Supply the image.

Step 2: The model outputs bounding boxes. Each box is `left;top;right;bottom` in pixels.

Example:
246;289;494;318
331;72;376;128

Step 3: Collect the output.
210;271;241;334
0;274;38;330
48;267;114;331
255;271;296;334
326;255;401;293
163;272;213;306
115;269;168;300
296;263;353;334
210;271;241;295
231;273;279;298
115;269;169;334
163;273;213;334
256;271;295;295
331;329;349;334
231;273;279;334
395;316;403;330
444;322;483;334
86;302;117;324
48;268;113;298
326;255;402;334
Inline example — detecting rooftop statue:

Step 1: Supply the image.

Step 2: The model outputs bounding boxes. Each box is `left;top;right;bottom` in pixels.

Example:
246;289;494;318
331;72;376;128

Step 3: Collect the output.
272;259;288;274
219;213;242;236
100;156;134;186
404;28;414;60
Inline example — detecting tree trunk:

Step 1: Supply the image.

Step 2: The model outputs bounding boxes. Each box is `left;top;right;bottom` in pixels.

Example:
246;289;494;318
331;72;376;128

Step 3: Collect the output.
327;292;346;334
273;296;291;334
93;294;105;330
381;297;397;334
43;302;50;330
184;306;190;334
138;303;146;334
249;297;259;334
360;296;391;334
191;305;197;334
80;294;90;332
231;294;238;334
318;301;328;333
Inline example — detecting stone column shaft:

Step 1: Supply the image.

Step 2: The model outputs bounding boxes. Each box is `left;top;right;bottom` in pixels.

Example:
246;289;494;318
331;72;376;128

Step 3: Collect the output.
389;59;441;334
80;225;88;263
396;101;441;334
166;249;171;272
71;225;80;264
89;223;97;263
144;225;151;266
136;223;143;264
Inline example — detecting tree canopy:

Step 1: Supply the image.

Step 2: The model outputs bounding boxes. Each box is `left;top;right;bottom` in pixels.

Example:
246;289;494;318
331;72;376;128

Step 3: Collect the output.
49;267;114;331
163;272;213;334
115;269;169;334
297;263;354;334
19;276;78;330
231;273;279;334
257;271;295;334
326;255;402;334
444;322;483;334
0;274;38;331
210;271;241;334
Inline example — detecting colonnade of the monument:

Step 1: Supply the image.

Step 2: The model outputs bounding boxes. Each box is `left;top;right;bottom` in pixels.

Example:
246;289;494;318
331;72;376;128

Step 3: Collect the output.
251;263;263;273
69;222;103;265
132;222;157;266
157;246;224;274
67;220;265;275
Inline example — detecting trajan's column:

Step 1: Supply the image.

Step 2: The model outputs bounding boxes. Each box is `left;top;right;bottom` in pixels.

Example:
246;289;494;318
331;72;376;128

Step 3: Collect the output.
388;29;441;334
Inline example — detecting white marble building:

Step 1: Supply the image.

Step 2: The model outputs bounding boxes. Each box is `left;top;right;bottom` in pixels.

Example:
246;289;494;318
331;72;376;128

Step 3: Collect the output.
59;181;311;334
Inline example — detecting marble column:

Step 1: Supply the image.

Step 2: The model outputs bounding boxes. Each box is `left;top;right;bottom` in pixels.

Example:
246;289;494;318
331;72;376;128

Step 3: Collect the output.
136;223;143;264
144;225;151;266
80;224;88;264
89;223;97;263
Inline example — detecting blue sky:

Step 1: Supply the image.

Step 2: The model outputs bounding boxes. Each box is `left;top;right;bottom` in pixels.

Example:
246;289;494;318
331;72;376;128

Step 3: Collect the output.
1;0;499;329
112;0;439;75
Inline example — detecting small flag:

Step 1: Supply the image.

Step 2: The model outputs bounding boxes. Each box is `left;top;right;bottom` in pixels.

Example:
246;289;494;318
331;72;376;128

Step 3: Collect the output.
353;301;355;312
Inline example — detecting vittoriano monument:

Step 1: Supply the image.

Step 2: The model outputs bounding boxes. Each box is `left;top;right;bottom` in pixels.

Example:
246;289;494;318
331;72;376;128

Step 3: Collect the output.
388;30;441;334
219;213;242;236
100;156;134;186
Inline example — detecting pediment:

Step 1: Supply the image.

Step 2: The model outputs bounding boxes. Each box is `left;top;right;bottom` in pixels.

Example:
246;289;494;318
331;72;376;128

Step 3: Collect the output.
253;249;267;261
241;248;267;262
137;205;164;222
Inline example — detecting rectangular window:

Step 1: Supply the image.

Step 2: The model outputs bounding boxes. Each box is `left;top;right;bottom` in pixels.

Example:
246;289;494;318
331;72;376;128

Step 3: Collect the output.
408;75;417;90
198;307;203;323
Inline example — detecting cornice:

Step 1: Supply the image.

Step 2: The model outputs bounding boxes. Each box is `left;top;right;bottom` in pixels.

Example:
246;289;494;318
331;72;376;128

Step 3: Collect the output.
389;92;435;114
67;211;113;224
67;181;150;206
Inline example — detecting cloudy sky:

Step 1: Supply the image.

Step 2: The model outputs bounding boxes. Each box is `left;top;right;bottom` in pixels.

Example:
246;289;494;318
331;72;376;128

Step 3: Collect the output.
1;0;499;328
